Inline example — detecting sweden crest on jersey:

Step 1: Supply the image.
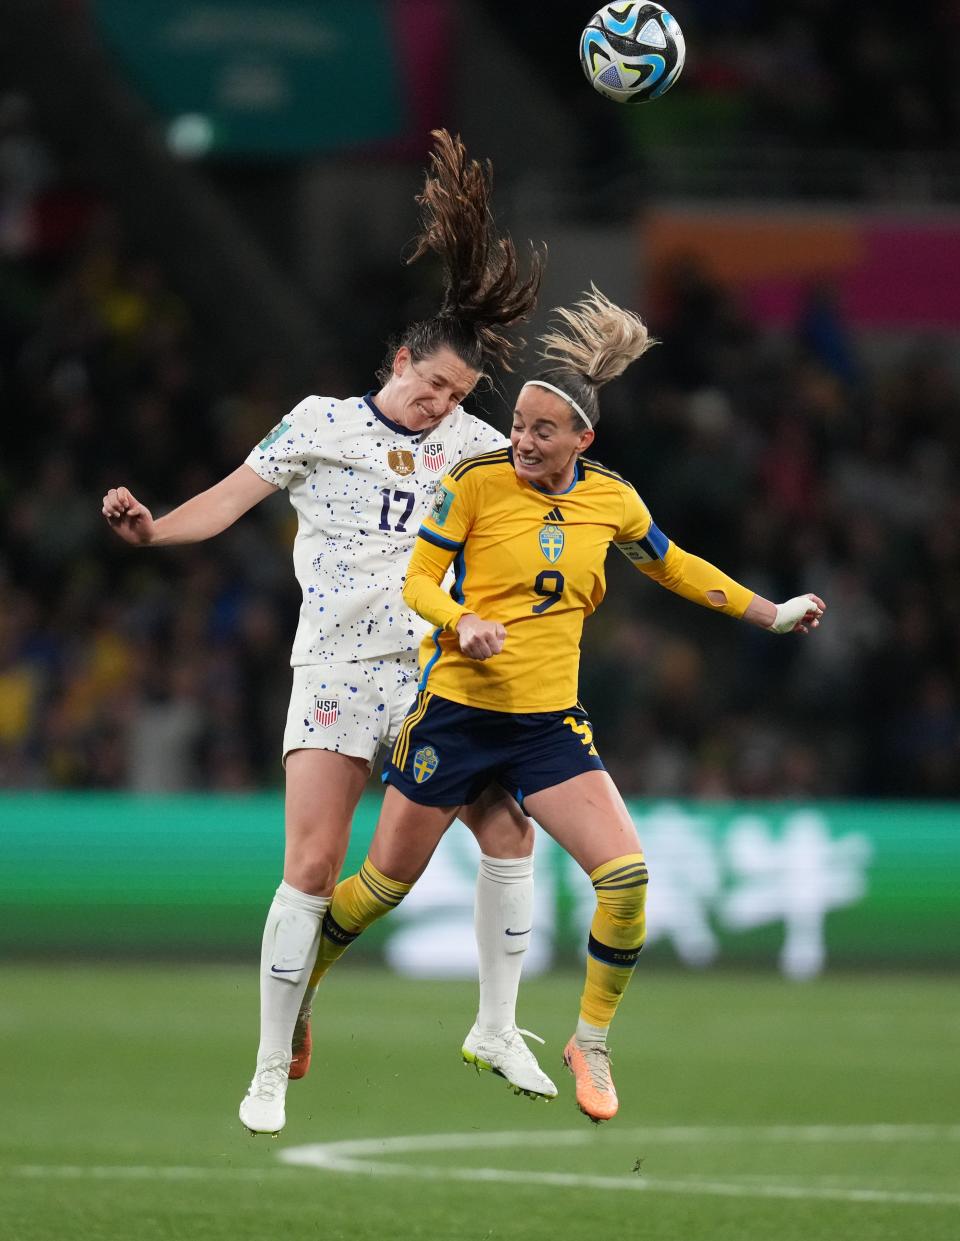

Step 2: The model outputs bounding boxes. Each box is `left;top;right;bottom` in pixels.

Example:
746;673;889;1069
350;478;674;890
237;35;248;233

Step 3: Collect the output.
413;745;439;783
539;524;565;563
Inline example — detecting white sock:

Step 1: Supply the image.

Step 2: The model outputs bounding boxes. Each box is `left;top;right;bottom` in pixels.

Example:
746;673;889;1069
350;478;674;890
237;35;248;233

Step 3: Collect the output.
575;1017;609;1049
474;852;534;1034
255;881;329;1066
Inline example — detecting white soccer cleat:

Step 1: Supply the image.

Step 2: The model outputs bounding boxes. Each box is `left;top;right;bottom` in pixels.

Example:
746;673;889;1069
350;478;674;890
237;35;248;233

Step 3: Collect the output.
461;1024;558;1099
239;1050;291;1135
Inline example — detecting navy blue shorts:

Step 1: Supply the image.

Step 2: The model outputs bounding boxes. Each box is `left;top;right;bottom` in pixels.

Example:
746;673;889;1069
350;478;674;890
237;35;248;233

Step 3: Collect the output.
384;691;606;808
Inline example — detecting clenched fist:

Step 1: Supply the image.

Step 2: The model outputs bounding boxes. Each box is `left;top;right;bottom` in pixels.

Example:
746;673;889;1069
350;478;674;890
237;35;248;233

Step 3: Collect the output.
101;486;156;546
455;613;507;661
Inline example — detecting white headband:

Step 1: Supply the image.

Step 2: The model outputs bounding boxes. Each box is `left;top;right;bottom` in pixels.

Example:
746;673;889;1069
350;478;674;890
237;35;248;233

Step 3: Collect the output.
520;380;593;430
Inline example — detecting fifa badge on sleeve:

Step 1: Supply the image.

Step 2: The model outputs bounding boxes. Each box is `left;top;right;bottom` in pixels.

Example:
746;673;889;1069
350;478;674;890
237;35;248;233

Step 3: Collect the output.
431;485;455;526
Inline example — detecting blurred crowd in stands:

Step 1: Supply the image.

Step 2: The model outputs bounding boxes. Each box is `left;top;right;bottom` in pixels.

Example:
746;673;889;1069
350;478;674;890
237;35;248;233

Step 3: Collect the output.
491;0;960;152
1;79;959;800
673;0;959;150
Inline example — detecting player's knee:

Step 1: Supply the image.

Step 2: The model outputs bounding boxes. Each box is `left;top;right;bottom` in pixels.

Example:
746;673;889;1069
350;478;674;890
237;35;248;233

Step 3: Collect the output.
589;869;647;967
283;853;339;897
592;852;648;931
462;791;534;858
469;816;535;858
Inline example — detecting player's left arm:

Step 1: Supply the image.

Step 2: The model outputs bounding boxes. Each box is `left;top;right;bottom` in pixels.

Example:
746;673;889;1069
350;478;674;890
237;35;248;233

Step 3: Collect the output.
615;491;825;635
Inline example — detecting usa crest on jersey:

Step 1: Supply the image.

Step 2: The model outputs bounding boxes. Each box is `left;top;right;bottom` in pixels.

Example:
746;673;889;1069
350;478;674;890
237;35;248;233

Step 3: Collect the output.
412;745;439;783
421;441;446;472
313;697;340;728
539;524;565;563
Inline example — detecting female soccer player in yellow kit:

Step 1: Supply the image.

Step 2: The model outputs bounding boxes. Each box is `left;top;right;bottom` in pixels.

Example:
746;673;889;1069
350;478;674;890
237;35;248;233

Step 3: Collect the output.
307;287;826;1122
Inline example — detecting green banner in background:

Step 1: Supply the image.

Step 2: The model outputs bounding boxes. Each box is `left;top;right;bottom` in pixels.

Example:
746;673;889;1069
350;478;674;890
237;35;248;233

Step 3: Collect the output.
94;0;405;156
0;795;956;975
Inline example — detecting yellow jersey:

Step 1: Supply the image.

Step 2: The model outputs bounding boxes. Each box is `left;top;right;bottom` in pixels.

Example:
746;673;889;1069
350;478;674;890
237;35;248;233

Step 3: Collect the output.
404;447;755;713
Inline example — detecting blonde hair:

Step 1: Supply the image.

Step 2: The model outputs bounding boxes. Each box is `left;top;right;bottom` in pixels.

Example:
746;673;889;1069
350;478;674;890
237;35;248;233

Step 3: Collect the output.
540;285;654;382
530;285;656;426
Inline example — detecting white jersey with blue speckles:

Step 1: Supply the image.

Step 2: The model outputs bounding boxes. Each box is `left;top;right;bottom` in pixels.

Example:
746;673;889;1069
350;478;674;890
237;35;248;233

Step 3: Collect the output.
245;392;506;665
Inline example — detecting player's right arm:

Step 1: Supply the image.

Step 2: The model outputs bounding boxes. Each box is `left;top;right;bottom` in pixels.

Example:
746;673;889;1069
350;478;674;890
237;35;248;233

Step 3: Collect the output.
102;465;277;547
403;536;505;659
402;473;506;660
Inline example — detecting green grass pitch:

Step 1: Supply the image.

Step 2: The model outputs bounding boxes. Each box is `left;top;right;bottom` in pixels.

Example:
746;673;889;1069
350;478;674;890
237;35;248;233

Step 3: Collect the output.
1;965;957;1241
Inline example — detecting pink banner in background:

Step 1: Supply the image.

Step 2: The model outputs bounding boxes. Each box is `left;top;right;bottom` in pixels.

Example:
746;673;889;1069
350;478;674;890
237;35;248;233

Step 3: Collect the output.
646;208;960;329
380;0;454;158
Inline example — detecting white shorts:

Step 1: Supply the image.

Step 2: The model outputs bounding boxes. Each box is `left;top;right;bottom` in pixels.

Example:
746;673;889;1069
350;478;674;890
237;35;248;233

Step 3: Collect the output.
282;654;420;767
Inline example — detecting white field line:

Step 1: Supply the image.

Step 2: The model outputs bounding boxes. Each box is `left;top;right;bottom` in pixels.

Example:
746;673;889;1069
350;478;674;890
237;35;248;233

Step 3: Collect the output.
292;1158;960;1207
284;1123;960;1155
8;1165;299;1181
6;1126;960;1207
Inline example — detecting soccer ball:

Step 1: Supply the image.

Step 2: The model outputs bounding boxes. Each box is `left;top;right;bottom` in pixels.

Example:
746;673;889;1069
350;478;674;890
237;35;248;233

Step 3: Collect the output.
580;2;686;104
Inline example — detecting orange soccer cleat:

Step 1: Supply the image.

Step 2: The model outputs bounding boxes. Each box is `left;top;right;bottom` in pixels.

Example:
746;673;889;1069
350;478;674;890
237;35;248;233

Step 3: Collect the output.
288;1010;312;1080
562;1036;619;1122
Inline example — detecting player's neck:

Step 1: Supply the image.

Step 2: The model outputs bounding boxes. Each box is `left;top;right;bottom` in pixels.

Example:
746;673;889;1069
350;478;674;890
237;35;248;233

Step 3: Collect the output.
520;460;577;495
371;386;400;422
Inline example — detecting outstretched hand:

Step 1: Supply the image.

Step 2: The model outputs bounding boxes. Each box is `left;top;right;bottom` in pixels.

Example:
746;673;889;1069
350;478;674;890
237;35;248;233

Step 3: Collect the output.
770;593;826;635
456;614;507;660
101;486;156;546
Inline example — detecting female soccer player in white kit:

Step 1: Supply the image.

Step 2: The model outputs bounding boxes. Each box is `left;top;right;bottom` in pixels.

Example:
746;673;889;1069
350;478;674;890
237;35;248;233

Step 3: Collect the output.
102;131;556;1135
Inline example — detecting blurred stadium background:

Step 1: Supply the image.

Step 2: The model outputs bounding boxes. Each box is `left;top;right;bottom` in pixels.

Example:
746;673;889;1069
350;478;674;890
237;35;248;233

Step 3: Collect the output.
1;3;959;1239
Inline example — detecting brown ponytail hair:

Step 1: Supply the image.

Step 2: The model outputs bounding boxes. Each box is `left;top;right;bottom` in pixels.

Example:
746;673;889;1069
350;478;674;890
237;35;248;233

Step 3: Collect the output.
378;130;543;383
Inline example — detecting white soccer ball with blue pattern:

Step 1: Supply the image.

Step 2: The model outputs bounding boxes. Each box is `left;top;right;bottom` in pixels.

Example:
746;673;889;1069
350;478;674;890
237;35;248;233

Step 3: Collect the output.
580;2;685;104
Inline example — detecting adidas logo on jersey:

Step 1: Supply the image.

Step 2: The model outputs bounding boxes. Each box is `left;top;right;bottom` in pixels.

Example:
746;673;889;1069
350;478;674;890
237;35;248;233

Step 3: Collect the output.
542;507;564;523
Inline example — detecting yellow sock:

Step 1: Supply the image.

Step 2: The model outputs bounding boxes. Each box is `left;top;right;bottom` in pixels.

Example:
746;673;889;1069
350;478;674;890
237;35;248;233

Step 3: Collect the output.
579;852;648;1028
307;858;412;987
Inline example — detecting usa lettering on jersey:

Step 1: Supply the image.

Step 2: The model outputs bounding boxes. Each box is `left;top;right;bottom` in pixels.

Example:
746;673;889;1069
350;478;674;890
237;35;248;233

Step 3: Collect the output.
314;698;340;728
421;442;446;472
